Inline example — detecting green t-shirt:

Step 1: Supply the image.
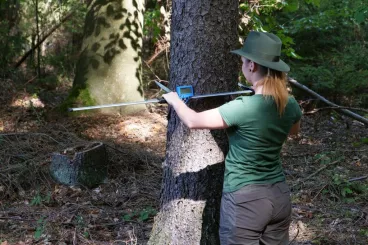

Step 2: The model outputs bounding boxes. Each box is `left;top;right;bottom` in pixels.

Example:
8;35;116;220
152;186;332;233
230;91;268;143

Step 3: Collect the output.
218;94;302;193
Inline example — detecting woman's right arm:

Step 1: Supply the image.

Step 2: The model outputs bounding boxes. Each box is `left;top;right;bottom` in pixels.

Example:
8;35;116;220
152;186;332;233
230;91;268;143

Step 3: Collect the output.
289;120;300;135
163;92;228;130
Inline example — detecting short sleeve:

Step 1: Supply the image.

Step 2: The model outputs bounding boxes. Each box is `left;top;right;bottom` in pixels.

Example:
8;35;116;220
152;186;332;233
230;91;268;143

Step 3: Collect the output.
291;97;302;123
218;98;246;127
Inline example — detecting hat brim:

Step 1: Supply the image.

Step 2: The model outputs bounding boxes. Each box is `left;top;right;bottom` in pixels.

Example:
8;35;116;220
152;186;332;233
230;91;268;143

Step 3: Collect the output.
231;49;290;72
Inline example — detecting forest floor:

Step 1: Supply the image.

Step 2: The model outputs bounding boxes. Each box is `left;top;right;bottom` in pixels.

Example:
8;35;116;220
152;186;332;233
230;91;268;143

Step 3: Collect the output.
0;79;367;245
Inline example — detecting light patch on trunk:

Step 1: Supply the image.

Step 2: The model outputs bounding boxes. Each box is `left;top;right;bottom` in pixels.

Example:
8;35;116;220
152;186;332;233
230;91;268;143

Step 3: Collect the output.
149;199;206;244
166;124;225;177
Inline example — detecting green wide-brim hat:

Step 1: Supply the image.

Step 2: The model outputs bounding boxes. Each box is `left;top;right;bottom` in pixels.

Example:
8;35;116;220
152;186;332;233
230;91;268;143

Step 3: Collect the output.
231;31;290;72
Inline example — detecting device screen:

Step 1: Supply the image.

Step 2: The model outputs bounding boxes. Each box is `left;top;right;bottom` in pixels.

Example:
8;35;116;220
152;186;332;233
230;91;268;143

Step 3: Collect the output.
180;87;192;94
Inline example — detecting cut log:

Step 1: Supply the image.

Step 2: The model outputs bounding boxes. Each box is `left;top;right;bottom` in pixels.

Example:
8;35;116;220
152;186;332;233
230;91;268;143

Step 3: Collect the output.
50;142;107;188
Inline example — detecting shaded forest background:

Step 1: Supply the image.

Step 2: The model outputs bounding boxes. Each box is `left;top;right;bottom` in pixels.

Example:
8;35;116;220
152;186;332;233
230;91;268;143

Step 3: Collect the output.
0;0;367;244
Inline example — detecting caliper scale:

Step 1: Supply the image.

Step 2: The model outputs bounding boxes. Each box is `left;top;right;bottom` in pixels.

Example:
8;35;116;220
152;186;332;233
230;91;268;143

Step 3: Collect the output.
69;81;254;112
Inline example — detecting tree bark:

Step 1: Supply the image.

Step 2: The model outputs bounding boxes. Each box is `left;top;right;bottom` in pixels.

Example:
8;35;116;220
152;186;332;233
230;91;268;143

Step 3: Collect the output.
149;1;239;244
68;0;146;115
35;0;41;77
288;78;368;125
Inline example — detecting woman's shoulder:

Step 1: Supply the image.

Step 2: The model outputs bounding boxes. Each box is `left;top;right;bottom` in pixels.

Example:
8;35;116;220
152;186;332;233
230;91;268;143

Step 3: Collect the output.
287;95;299;106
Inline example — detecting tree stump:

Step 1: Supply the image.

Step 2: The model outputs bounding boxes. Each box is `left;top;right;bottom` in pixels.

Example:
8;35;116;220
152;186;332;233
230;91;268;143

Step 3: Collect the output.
50;142;107;188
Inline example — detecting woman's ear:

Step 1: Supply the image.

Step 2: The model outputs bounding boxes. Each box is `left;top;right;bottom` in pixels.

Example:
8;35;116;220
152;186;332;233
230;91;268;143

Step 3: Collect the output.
251;61;258;72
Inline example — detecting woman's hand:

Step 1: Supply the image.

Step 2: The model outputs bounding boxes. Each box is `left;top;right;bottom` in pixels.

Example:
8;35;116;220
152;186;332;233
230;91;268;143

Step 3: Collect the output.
162;92;182;106
161;92;227;129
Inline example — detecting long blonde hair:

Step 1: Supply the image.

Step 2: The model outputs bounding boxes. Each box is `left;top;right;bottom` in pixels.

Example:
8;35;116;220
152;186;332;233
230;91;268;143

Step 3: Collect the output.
257;66;288;116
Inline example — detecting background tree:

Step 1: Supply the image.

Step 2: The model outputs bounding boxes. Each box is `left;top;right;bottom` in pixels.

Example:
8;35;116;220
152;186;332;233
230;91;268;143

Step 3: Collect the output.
64;0;146;115
148;0;239;244
0;0;23;75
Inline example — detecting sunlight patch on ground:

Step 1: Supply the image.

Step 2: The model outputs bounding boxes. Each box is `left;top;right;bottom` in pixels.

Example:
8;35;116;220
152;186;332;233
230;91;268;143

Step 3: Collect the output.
118;113;167;143
299;137;322;146
11;93;45;108
289;220;316;244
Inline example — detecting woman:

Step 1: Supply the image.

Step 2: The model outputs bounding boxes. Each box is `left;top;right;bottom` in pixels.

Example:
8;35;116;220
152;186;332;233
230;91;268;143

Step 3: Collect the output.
163;31;302;245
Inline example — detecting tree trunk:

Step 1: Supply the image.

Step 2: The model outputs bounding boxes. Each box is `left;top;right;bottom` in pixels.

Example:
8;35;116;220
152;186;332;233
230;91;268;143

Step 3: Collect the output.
35;0;41;77
149;1;239;244
68;0;146;115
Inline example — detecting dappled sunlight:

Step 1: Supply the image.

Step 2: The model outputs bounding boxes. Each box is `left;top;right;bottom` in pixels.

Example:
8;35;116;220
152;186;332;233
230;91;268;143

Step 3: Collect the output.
298;137;323;146
79;110;167;151
11;93;45;108
165;125;226;177
289;219;316;244
118;114;166;142
150;198;207;243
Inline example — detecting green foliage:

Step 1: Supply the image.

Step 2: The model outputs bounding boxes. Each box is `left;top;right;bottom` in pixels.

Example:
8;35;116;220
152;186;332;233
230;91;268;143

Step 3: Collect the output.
83;231;90;238
238;0;306;60
352;137;368;147
276;0;368;107
0;20;25;75
359;228;368;237
34;217;46;239
321;173;368;203
0;0;86;85
76;215;85;228
123;206;157;222
30;191;52;206
332;174;366;201
58;85;97;114
354;4;368;24
144;2;161;43
313;151;344;165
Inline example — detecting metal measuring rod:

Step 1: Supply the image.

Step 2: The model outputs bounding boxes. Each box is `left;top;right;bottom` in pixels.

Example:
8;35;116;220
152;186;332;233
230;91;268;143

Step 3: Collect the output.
68;81;254;112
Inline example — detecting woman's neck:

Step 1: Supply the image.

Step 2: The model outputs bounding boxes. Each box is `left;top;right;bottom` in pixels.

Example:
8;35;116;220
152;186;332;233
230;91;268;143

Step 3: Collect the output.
252;79;264;94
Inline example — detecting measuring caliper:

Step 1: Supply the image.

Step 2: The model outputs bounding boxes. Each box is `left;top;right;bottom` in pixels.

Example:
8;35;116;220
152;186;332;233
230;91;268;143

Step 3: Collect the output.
68;81;254;112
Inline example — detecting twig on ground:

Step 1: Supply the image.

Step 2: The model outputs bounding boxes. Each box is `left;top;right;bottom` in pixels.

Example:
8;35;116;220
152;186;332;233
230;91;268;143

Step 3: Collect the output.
0;132;63;146
304;106;368;114
73;227;78;245
312;184;329;201
105;144;129;156
348;175;368;182
0;216;37;221
288;223;300;245
292;160;341;188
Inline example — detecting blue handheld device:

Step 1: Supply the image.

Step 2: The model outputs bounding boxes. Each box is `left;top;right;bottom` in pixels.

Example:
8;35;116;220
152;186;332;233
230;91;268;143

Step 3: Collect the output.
176;85;194;99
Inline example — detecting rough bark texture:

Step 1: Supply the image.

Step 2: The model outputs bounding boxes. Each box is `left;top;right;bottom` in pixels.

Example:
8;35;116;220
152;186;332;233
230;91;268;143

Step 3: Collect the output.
149;1;239;244
69;0;146;115
50;142;107;188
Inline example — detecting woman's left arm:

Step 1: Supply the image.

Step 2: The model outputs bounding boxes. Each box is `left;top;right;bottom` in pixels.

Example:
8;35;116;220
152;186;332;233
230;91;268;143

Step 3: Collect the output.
163;92;228;129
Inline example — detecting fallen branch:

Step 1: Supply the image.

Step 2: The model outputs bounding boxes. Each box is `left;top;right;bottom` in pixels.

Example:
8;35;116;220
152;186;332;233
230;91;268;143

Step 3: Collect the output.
0;216;36;222
146;45;167;65
0;163;26;173
348;175;368;182
304;106;368;114
312;183;328;201
288;78;368;125
0;132;63;145
292;160;341;188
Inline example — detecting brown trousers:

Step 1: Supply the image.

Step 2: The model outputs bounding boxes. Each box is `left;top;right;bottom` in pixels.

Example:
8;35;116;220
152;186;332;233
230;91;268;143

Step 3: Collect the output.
219;181;291;245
